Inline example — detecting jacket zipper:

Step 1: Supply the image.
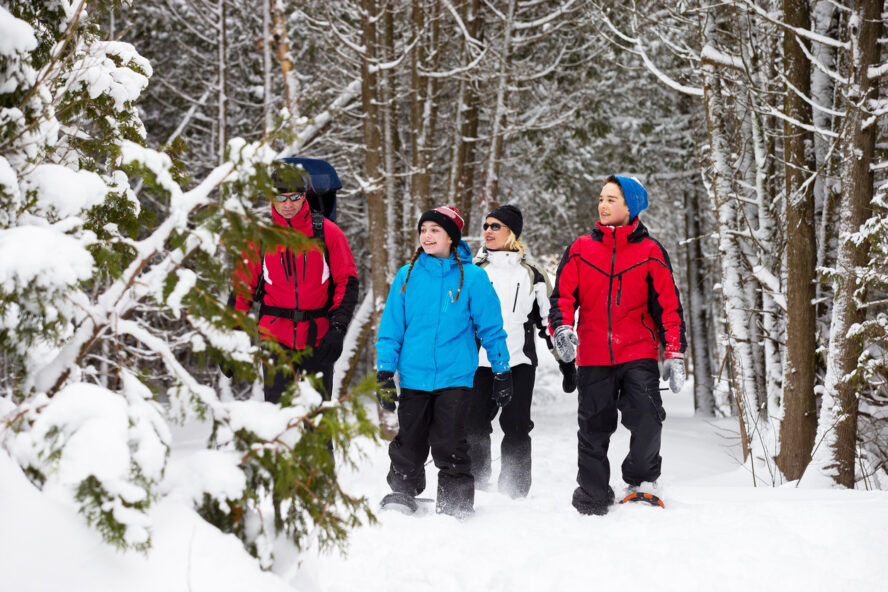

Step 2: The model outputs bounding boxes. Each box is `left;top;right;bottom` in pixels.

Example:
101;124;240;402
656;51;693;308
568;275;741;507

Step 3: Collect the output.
607;230;616;364
617;275;623;306
512;282;520;313
303;252;307;282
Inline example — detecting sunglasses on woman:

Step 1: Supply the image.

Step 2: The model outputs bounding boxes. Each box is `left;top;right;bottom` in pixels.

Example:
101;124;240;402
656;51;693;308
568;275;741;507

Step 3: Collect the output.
482;222;504;231
275;192;306;202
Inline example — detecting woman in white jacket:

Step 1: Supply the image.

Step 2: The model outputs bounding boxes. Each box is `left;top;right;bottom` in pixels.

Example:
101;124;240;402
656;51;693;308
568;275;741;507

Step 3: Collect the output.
467;205;576;498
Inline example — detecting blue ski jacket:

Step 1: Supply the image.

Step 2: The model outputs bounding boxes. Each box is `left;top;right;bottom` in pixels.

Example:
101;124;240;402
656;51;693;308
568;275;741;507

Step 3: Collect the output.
376;241;510;391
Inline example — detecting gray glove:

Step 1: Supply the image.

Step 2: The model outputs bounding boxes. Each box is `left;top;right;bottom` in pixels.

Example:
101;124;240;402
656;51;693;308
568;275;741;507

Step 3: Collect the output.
662;358;686;393
553;326;579;363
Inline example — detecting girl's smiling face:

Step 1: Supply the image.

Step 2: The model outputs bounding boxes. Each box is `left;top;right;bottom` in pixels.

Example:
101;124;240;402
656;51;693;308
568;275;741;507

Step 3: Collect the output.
598;182;631;226
420;221;453;258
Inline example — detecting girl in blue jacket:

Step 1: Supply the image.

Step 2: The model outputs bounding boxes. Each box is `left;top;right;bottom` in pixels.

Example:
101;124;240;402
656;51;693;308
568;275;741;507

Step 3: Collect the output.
376;206;512;518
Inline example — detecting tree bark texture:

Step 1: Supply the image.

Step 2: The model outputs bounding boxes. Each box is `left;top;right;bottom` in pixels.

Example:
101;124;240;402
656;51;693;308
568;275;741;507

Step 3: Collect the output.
777;0;819;481
816;0;880;488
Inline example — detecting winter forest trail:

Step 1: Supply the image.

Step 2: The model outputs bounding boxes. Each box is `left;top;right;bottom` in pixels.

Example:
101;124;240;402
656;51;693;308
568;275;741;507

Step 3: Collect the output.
296;363;888;592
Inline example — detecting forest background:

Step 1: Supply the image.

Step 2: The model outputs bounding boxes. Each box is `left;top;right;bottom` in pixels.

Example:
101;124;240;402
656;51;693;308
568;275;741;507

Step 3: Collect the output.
1;0;887;573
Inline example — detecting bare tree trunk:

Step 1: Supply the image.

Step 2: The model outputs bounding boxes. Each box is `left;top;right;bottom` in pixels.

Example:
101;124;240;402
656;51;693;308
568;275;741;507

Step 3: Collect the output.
380;0;399;278
448;0;482;231
814;0;880;488
777;0;819;481
361;0;388;314
481;0;515;218
273;2;300;120
216;0;227;163
700;11;761;462
261;0;273;137
684;184;716;416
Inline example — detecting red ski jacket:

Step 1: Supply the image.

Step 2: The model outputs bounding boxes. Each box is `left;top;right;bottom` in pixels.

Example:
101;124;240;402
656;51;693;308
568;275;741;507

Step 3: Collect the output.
233;204;358;350
549;218;686;366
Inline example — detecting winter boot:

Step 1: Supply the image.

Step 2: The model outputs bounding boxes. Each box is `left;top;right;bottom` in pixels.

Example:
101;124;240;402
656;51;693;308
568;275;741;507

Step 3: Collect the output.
380;492;418;515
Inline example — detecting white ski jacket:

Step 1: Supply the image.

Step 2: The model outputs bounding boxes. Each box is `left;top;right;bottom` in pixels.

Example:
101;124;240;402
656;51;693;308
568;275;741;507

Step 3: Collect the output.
474;248;554;368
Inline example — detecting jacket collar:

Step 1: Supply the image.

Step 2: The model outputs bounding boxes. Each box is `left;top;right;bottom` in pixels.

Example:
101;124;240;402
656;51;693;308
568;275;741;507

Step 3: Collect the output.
592;217;647;245
270;201;312;232
418;240;473;273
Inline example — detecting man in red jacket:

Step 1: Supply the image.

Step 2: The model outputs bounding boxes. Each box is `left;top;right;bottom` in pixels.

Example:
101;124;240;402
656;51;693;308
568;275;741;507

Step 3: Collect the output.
549;175;686;516
232;163;359;403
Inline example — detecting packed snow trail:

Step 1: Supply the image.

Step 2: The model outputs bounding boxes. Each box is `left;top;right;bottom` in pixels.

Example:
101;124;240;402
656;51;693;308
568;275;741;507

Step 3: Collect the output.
294;364;888;592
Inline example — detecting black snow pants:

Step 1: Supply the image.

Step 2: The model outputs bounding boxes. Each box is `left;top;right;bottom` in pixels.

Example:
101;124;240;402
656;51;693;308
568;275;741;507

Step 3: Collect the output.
572;359;665;510
387;387;474;516
263;347;334;404
466;364;535;498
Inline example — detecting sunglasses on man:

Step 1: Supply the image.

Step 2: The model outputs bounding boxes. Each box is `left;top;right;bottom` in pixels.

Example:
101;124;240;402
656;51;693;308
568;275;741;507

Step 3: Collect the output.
275;191;306;202
482;222;504;231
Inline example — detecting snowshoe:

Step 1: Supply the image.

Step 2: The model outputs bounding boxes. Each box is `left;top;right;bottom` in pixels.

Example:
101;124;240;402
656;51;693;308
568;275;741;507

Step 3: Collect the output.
619;491;665;508
380;492;419;514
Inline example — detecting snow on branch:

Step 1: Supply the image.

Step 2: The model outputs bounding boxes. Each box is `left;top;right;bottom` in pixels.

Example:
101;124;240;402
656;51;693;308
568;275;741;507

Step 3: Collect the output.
736;0;849;50
752;265;787;312
513;0;579;31
277;79;362;158
600;15;703;97
700;45;745;71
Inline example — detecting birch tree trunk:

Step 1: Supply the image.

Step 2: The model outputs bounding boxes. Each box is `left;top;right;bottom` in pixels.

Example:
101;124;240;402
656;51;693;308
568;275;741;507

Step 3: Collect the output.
777;0;819;481
700;10;761;463
814;0;880;487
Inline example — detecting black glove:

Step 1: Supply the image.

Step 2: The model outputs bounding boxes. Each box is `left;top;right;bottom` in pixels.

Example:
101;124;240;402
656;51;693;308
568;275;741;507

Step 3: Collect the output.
559;361;577;393
313;323;346;367
492;370;513;407
376;371;397;412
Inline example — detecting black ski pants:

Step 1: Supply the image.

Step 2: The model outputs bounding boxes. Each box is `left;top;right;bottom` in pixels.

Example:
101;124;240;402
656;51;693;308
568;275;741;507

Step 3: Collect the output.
466;364;535;497
263;347;334;404
387;387;474;515
573;359;665;507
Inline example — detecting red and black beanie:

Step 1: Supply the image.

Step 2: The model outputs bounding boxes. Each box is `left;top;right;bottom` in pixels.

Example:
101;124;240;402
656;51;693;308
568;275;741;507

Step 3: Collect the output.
418;206;465;244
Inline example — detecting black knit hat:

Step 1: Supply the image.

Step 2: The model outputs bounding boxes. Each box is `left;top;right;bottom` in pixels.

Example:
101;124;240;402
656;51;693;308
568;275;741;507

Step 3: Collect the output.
486;204;523;239
271;164;312;193
417;206;465;244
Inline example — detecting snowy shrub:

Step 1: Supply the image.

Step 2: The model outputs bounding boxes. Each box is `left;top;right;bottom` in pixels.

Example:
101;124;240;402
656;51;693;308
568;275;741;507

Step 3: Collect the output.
0;0;378;567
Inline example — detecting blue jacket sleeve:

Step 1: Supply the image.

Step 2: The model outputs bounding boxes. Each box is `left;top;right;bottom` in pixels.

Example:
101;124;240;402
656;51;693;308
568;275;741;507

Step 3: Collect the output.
469;270;510;373
375;268;408;372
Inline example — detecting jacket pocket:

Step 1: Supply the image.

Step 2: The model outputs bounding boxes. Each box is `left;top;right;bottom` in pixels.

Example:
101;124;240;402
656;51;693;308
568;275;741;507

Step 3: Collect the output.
640;313;656;343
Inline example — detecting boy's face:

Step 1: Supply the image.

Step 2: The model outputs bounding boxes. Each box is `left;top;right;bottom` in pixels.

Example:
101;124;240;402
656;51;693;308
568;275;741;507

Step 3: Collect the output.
419;221;453;258
598;182;631;226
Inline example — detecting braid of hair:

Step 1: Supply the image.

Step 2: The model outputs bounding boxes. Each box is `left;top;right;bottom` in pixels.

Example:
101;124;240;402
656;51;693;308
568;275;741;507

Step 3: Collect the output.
452;243;464;302
400;247;424;293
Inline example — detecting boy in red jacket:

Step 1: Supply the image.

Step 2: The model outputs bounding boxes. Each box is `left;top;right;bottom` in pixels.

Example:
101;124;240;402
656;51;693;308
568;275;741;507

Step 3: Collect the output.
549;175;686;516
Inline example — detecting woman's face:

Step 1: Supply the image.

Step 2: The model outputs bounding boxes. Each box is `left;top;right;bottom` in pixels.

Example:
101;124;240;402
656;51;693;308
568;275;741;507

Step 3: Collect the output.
483;217;510;251
598;182;631;226
420;221;453;258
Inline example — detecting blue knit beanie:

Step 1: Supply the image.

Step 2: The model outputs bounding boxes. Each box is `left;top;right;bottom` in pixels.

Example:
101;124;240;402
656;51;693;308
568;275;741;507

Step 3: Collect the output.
613;175;649;221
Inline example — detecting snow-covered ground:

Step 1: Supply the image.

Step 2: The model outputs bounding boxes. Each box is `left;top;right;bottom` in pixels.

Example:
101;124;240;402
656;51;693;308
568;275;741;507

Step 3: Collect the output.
3;364;887;591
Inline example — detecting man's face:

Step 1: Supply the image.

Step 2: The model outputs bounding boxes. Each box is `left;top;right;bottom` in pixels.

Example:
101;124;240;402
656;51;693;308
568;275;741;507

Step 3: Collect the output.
273;192;307;219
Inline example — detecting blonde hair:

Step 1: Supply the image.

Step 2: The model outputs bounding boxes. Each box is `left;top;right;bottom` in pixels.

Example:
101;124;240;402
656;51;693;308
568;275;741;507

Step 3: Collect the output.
503;231;527;258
